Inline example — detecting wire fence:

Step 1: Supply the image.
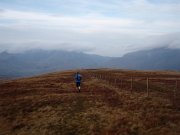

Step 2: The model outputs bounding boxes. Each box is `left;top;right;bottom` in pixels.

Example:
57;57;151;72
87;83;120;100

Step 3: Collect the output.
87;70;180;108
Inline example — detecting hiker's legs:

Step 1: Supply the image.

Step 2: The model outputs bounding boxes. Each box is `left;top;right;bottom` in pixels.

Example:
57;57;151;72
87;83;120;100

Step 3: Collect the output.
76;82;79;88
76;82;81;92
76;82;78;88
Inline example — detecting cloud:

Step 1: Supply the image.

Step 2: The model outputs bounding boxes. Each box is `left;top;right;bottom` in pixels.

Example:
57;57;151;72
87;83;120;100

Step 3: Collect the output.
0;41;94;53
0;31;179;57
0;9;4;12
126;32;180;52
0;0;180;56
0;9;143;31
1;8;179;34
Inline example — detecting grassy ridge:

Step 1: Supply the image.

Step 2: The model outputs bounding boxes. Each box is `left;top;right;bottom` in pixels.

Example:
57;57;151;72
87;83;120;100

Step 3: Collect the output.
0;69;180;135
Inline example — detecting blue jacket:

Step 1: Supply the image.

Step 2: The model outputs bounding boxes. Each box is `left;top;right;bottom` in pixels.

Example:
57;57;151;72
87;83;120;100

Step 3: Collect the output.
75;73;82;83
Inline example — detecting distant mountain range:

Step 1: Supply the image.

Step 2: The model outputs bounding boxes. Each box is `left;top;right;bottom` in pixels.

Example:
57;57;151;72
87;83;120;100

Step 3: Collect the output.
0;50;110;78
106;47;180;70
0;48;180;78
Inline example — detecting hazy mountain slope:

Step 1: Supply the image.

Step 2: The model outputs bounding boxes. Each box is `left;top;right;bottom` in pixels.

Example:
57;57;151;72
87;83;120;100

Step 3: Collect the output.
0;48;180;78
106;48;180;70
0;50;109;77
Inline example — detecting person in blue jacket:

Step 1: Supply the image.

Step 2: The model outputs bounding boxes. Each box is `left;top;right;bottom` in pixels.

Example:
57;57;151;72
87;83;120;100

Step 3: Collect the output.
74;72;82;92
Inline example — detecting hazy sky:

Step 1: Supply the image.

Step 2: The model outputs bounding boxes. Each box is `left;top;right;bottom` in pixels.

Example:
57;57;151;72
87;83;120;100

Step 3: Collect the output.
0;0;180;56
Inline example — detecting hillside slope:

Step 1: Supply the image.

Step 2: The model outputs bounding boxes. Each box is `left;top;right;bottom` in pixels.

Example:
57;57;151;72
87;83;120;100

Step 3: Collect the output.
106;48;180;70
1;48;180;78
0;50;109;78
0;69;180;135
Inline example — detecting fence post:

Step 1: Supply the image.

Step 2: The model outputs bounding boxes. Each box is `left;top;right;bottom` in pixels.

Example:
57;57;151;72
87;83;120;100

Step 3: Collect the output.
147;77;149;97
108;76;110;84
131;77;133;93
121;79;123;89
173;80;178;107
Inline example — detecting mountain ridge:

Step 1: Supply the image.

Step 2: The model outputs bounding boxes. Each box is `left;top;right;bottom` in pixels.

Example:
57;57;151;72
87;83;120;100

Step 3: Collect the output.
0;50;109;78
0;47;180;78
106;47;180;70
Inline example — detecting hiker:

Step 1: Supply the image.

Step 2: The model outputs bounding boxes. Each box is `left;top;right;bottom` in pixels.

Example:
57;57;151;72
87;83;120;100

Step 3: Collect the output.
74;72;82;92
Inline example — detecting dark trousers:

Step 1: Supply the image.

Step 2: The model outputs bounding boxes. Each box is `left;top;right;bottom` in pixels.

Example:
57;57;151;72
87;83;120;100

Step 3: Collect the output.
76;82;81;87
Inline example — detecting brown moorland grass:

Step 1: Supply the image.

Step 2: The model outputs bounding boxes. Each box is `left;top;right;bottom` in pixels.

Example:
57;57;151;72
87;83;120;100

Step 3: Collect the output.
0;69;180;135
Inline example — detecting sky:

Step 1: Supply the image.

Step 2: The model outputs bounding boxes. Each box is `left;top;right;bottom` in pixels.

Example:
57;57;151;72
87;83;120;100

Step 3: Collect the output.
0;0;180;56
